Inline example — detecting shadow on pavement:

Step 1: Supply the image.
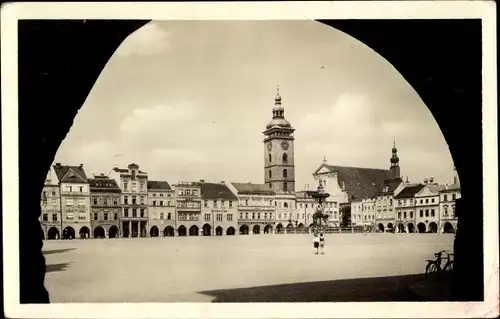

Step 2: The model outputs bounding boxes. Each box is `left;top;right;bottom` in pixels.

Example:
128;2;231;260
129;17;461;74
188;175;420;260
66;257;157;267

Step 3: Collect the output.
42;248;76;255
45;262;71;273
198;273;436;302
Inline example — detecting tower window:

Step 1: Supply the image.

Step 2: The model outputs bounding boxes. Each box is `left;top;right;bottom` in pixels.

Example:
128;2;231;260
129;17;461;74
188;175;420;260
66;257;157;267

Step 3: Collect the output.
283;153;288;163
269;183;271;188
269;154;272;163
269;170;272;178
283;182;288;192
283;169;288;178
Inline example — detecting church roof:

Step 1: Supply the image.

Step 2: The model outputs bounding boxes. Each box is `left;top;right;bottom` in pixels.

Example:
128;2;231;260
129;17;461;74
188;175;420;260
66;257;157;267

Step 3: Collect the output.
53;164;88;183
315;164;394;200
147;181;172;191
394;184;425;199
200;183;237;200
231;182;275;195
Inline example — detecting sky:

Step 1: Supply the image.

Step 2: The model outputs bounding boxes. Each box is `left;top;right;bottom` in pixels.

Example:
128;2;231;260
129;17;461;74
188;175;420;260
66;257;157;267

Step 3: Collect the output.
54;20;455;188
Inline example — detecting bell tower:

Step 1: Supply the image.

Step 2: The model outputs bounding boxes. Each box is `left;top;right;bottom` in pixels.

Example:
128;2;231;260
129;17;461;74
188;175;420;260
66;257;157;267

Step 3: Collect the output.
390;137;401;179
263;86;295;193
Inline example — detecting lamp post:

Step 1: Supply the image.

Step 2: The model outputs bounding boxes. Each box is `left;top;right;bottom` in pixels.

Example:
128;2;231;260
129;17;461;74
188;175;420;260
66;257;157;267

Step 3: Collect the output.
311;180;330;234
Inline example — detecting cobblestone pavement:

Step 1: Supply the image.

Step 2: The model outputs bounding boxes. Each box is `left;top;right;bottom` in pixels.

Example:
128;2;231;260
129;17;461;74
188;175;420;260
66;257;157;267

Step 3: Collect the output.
42;233;454;302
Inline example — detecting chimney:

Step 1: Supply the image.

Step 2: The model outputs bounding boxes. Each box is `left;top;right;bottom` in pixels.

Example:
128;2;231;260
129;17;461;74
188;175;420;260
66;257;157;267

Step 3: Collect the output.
220;181;225;184
200;179;205;183
55;163;61;167
423;178;428;184
79;164;83;168
429;176;434;184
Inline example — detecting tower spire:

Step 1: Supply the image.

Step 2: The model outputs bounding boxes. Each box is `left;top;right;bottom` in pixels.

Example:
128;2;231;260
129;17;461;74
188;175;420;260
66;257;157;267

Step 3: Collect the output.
390;139;400;179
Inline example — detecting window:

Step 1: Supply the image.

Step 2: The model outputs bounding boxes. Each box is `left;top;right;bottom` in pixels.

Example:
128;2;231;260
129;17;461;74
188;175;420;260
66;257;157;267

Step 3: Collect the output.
167;201;171;206
425;209;429;217
431;198;435;203
141;196;145;204
403;211;407;219
94;213;98;220
132;196;137;204
204;200;208;208
65;198;74;206
52;199;57;205
221;200;225;207
398;200;401;206
78;213;86;220
229;201;233;208
443;194;448;201
425;198;429;204
123;182;128;190
420;210;423;217
283;182;288;192
257;213;261;219
124;208;129;217
269;154;272;163
398;212;401;219
42;214;48;221
167;213;172;220
140;183;144;191
217;214;223;221
420;199;423;204
270;213;273;219
77;199;85;206
284;202;288;208
283;169;288;178
114;198;118;205
52;191;56;196
269;183;272;188
104;213;108;220
79;186;83;192
213;200;217;208
269;170;272;178
132;209;137;217
52;214;57;222
452;194;456;200
227;214;233;221
431;209;435;217
124;196;128;204
160;201;163;206
245;199;248;206
283;153;288;163
305;204;308;208
245;213;249;219
114;213;118;220
205;214;210;221
132;183;137;191
160;213;164;220
252;213;256;219
153;200;157;206
140;209;145;217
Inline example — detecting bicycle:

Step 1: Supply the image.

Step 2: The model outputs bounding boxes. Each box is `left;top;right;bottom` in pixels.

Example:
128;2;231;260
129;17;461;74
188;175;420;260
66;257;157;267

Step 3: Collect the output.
425;250;454;280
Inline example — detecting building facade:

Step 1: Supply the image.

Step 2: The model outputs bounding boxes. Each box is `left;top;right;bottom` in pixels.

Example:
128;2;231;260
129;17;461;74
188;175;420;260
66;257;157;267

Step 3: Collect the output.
89;174;121;238
148;181;176;237
40;169;62;239
227;182;275;235
351;199;364;226
110;163;149;238
296;190;320;229
439;183;460;233
414;179;441;233
393;184;424;233
361;197;376;229
53;163;91;239
200;181;239;236
174;182;202;236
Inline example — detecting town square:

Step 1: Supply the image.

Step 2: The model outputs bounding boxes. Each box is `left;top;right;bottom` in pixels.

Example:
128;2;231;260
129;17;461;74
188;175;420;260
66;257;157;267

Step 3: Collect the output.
43;233;454;302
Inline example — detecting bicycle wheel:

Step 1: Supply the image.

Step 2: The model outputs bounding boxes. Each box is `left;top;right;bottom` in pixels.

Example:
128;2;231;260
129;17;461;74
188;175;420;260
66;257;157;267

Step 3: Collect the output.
425;262;439;280
443;260;454;272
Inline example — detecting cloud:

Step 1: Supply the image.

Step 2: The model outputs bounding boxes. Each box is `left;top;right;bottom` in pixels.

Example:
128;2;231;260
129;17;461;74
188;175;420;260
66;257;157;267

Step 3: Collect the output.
116;23;172;57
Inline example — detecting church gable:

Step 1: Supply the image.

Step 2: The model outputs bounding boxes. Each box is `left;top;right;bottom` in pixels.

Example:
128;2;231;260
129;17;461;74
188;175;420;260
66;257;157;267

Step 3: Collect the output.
313;164;332;176
415;185;437;197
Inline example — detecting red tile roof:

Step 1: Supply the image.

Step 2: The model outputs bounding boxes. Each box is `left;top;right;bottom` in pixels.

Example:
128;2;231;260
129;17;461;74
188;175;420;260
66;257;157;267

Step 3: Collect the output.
231;182;275;195
200;183;237;200
320;165;394;200
53;164;88;183
394;184;425;199
147;181;172;190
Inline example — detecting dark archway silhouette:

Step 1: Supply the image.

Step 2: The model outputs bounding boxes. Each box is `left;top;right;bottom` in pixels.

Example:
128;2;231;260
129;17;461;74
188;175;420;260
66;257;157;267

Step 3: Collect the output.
443;222;455;233
253;225;260;234
239;225;249;235
202;224;212;236
150;226;159;237
79;226;90;239
18;19;482;303
47;227;59;240
178;225;187;237
387;223;393;233
108;225;119;238
407;223;415;233
226;227;235;236
93;226;105;238
264;224;273;234
164;226;175;237
378;224;384;232
216;226;223;236
276;223;284;233
417;223;426;233
397;223;405;233
429;222;438;233
189;225;199;236
286;223;293;232
62;227;75;240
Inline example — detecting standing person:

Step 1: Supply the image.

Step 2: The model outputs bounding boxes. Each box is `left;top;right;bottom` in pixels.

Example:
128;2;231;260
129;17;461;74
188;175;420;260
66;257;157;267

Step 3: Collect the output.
313;233;320;255
319;233;325;255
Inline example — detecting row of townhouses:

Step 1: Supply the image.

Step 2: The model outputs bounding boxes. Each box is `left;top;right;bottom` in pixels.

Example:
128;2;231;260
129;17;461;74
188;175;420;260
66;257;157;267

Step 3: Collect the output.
40;89;460;239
